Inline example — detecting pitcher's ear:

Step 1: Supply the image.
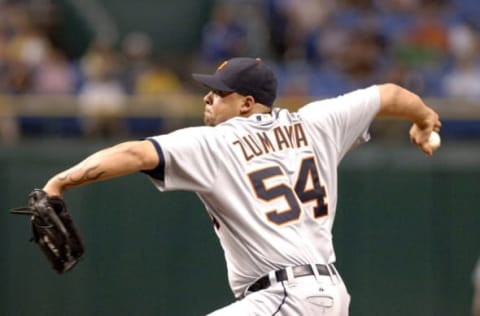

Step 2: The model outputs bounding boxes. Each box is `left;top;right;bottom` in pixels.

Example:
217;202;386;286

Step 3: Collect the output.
240;95;255;113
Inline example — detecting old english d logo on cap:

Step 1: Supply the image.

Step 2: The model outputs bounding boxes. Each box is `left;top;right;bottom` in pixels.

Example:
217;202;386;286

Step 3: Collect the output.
217;61;228;71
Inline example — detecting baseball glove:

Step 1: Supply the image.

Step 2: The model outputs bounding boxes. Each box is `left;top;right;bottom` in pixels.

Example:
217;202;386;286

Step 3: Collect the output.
10;189;85;273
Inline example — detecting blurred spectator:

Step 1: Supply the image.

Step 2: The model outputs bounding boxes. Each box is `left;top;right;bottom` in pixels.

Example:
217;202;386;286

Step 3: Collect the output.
341;0;374;9
442;22;480;100
307;14;350;68
225;0;270;58
4;5;49;68
336;28;384;87
392;0;450;70
265;0;291;60
275;61;311;98
2;59;33;94
78;41;127;139
303;9;385;95
0;96;19;144
281;0;334;62
376;0;421;13
32;47;78;94
120;31;154;94
80;38;122;86
134;56;182;95
0;1;49;94
199;2;247;65
266;0;324;61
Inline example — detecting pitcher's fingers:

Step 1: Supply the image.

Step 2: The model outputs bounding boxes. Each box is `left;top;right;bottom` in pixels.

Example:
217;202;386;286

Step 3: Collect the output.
421;143;433;156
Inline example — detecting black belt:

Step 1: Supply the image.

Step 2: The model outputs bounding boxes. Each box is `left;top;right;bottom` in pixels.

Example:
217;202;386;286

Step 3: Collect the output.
247;264;336;293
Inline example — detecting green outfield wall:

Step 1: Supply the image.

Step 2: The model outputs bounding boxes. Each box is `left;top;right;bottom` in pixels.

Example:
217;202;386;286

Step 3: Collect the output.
1;139;479;316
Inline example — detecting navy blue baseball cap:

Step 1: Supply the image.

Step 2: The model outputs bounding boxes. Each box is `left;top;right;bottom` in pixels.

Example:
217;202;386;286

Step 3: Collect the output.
192;57;277;106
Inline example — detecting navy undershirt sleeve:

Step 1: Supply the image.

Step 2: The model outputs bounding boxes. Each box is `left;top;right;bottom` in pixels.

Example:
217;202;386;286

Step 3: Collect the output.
141;139;165;181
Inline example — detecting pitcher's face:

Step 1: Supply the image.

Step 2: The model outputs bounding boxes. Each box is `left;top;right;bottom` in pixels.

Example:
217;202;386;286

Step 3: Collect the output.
202;90;245;126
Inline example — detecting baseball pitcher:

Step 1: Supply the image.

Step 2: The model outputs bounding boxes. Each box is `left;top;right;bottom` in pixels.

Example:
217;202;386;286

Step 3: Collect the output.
15;57;441;315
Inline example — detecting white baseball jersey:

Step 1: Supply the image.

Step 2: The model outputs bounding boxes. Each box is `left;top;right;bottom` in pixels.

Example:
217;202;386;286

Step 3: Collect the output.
148;85;380;298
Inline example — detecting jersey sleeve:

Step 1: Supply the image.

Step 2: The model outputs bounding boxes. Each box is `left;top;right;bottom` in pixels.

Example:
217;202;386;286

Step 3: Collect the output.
147;126;220;192
298;85;380;160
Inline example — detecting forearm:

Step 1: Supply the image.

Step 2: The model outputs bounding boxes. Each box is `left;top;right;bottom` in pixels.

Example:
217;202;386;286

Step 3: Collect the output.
43;140;158;197
376;83;441;156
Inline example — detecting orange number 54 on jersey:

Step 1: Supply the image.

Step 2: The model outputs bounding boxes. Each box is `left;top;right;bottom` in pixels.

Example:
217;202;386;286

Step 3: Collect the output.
248;156;328;225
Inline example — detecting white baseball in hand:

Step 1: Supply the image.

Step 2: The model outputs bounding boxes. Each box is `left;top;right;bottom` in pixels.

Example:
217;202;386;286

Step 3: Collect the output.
428;131;441;151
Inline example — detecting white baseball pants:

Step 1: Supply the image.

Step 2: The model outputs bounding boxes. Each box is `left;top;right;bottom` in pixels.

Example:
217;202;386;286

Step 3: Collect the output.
207;271;350;316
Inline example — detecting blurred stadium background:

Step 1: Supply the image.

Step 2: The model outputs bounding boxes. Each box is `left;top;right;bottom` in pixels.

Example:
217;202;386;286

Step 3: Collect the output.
1;0;479;315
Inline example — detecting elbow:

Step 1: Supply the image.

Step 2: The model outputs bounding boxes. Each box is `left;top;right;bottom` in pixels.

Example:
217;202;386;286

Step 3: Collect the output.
127;140;160;171
378;83;403;102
